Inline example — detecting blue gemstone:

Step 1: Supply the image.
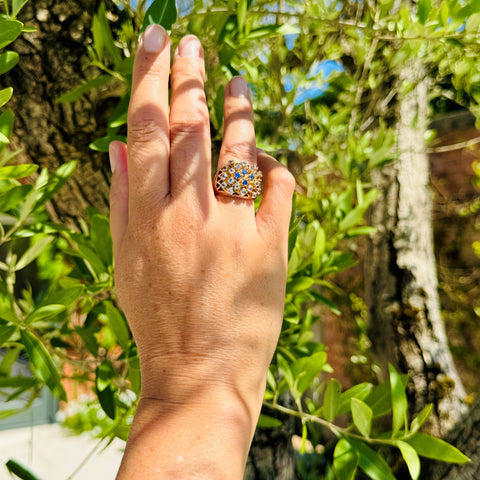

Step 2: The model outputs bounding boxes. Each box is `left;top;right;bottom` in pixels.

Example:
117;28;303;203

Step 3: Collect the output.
249;174;255;180
242;169;248;174
234;172;241;179
243;180;248;186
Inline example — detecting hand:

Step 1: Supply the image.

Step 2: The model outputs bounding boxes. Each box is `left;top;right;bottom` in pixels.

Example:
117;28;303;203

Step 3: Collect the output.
109;24;295;479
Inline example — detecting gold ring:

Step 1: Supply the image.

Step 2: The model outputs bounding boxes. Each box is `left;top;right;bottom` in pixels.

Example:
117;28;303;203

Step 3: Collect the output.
213;161;263;199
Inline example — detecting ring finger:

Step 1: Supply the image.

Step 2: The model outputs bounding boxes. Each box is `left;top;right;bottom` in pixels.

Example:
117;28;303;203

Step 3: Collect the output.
216;77;259;208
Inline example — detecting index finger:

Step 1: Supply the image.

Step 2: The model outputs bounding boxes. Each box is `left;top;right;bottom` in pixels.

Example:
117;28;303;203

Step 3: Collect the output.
128;24;171;206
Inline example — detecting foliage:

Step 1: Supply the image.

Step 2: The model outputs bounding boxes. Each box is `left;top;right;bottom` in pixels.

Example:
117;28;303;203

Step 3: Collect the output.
2;0;480;479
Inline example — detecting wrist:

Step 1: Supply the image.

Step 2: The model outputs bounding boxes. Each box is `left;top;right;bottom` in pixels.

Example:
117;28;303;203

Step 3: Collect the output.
118;389;260;479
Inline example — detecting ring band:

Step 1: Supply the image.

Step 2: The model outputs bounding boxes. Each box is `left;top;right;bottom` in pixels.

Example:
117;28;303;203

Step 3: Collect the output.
214;161;263;199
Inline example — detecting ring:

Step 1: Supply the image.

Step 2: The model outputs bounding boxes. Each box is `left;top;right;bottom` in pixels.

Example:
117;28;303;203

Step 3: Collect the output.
214;161;263;199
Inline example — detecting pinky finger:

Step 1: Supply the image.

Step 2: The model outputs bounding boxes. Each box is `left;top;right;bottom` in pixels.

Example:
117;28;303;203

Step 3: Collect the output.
255;150;296;250
109;141;129;256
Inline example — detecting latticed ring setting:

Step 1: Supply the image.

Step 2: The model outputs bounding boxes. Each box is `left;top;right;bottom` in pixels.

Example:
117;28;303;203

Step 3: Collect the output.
214;161;263;199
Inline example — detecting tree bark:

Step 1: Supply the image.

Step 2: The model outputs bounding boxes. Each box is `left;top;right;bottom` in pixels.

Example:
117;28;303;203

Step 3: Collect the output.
427;397;480;479
244;404;296;480
1;0;119;227
364;61;467;435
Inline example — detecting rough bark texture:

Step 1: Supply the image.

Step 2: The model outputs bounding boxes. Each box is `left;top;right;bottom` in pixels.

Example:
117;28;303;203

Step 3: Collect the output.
1;0;120;227
244;404;295;480
365;62;467;435
427;397;480;479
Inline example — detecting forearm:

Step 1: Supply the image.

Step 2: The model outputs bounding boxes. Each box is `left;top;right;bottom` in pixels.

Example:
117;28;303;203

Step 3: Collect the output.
116;392;259;479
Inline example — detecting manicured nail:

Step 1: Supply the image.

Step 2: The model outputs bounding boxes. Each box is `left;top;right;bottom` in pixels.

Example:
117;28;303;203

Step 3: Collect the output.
109;142;120;173
178;35;201;57
229;76;249;98
143;24;167;53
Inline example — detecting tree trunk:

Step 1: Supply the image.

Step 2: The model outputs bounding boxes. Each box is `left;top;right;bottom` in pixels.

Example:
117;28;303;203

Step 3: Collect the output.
244;403;296;480
364;61;467;435
2;0;119;227
427;397;480;479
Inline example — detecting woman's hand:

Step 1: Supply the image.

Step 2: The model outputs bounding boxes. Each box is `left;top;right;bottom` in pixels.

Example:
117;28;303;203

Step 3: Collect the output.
109;24;295;479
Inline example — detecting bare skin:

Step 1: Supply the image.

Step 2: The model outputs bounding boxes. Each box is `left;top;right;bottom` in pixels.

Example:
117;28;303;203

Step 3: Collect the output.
109;24;295;479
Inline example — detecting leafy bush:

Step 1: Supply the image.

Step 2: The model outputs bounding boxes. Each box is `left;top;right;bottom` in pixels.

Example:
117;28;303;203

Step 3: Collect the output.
2;0;478;479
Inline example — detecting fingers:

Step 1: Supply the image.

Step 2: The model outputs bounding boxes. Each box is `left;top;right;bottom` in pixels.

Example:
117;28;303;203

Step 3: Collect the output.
109;141;129;255
128;24;171;206
256;151;296;249
218;77;256;180
169;35;213;206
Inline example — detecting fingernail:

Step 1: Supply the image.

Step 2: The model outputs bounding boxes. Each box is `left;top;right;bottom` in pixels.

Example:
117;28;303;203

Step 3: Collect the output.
143;24;167;53
178;35;201;57
229;76;249;98
109;142;120;173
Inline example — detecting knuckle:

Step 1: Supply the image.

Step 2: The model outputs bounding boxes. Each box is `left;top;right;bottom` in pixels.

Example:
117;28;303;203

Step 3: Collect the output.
170;117;208;138
275;167;296;194
221;141;257;162
128;108;165;143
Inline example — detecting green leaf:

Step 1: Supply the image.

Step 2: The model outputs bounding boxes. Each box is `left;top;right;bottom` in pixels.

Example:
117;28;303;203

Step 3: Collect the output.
15;236;54;271
11;0;30;17
410;404;432;434
440;0;449;26
0;324;16;347
0;20;23;49
96;359;115;392
405;432;470;464
77;243;107;277
89;134;126;152
310;291;341;315
247;23;300;40
0;87;13;108
141;0;178;32
323;378;341;422
336;383;373;416
277;353;295;392
291;352;328;395
20;329;66;401
347;437;396;480
37;161;76;204
466;12;480;32
96;384;116;420
333;438;359;480
0;347;21;375
365;375;407;417
351;398;373;438
0;108;14;145
288;276;314;293
0;376;38;388
0;131;10;143
89;212;113;268
6;459;43;480
417;0;431;24
105;302;129;350
389;363;407;436
40;286;84;308
257;414;282;428
397;440;420;480
25;304;66;324
0;51;19;75
92;3;122;67
0;164;38;180
0;409;23;421
56;75;112;103
237;0;247;33
0;185;33;212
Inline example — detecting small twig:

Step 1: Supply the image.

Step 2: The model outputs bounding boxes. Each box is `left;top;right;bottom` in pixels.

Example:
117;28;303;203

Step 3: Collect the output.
427;136;480;153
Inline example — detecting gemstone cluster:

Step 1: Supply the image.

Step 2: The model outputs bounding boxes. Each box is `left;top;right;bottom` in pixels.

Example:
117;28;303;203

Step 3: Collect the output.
214;161;263;199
